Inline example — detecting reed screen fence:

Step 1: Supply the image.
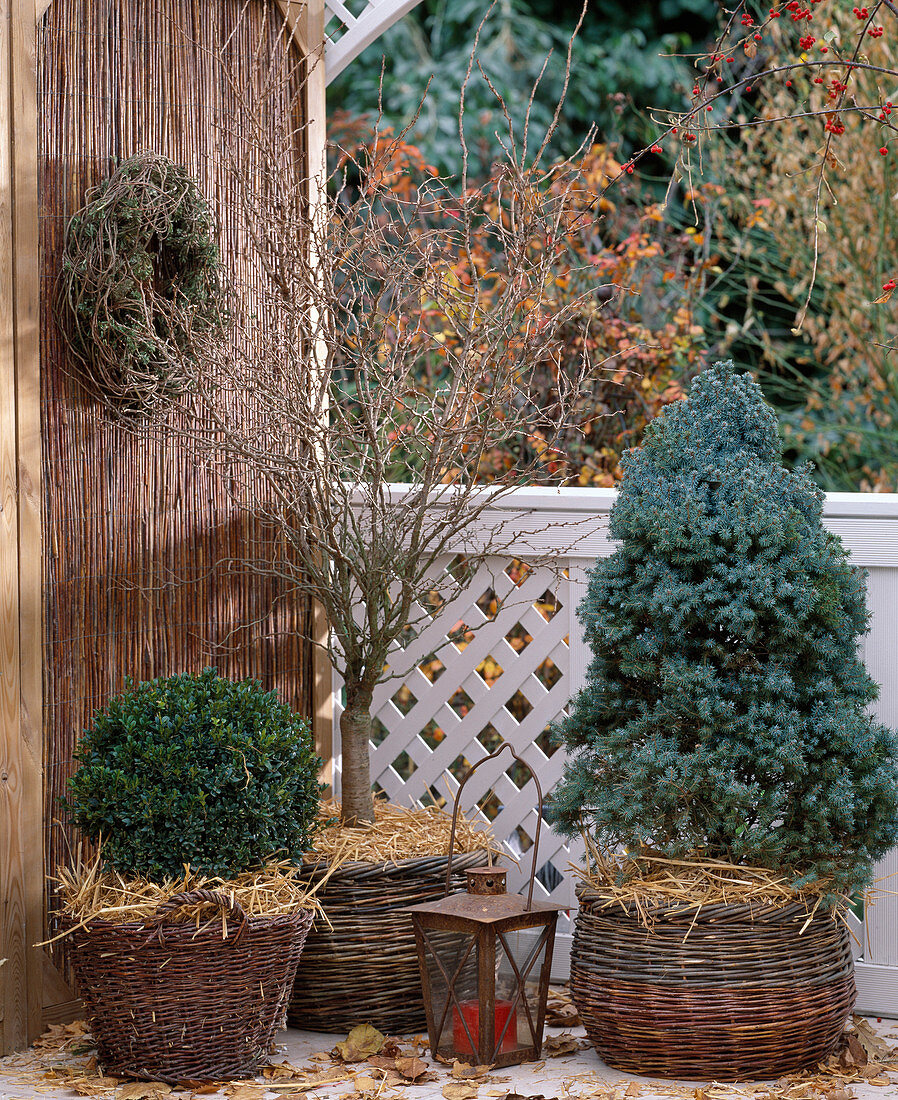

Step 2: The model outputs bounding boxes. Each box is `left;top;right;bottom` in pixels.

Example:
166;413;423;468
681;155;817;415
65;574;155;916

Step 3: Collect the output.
37;0;314;934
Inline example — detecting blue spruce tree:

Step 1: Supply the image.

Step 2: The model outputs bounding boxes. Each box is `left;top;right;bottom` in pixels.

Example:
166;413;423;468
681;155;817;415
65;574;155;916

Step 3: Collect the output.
549;362;898;892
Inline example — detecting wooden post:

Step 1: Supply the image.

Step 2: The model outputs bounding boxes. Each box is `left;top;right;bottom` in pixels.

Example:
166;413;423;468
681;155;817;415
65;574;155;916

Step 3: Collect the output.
0;0;43;1056
302;0;334;792
275;0;334;788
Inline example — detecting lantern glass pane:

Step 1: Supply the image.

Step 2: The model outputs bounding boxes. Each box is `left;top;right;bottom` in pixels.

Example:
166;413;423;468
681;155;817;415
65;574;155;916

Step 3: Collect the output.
422;930;481;1057
495;928;551;1052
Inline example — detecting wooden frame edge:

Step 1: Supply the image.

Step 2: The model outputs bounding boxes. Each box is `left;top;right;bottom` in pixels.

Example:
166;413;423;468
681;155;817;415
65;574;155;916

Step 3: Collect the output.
0;0;44;1056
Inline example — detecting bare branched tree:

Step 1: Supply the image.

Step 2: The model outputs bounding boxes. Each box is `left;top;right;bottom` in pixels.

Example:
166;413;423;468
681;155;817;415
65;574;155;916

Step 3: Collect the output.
186;11;607;827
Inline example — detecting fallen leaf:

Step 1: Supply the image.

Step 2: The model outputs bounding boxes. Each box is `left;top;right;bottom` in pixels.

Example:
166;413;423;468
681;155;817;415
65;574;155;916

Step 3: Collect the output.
624;1086;641;1099
451;1062;493;1080
395;1057;429;1081
544;989;581;1029
542;1035;579;1057
368;1056;397;1071
840;1034;869;1069
488;1091;550;1100
852;1018;892;1062
224;1087;265;1100
335;1025;386;1063
354;1076;378;1093
192;1087;221;1095
119;1085;172;1100
443;1085;479;1100
309;1053;332;1063
492;1094;551;1100
264;1064;304;1081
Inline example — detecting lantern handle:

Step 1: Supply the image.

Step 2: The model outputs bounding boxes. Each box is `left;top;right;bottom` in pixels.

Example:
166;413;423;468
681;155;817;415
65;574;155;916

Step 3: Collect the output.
445;740;544;911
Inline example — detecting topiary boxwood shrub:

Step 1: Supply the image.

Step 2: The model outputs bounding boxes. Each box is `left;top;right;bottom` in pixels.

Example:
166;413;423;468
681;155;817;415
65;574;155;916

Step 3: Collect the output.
65;668;322;880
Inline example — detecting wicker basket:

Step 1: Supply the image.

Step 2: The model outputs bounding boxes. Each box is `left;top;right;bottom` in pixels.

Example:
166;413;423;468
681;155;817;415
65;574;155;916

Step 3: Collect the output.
289;850;488;1034
67;889;315;1083
571;887;856;1080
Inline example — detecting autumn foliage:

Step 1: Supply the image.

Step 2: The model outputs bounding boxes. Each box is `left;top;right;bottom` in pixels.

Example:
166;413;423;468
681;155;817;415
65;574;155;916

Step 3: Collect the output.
330;114;708;487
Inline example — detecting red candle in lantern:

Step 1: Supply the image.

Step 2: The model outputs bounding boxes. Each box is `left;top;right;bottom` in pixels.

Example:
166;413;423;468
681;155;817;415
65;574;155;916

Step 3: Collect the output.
453;999;518;1055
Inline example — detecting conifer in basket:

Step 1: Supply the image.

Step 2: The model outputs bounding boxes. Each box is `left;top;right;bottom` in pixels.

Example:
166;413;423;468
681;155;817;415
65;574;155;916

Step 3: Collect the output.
59;668;324;1084
548;361;898;1079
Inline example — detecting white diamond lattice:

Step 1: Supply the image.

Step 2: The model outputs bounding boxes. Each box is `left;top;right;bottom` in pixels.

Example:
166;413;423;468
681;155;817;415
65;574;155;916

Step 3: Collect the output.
334;554;584;935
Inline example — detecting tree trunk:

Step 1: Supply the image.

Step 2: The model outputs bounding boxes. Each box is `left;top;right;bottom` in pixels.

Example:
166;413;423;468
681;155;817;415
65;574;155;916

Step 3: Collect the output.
339;682;376;826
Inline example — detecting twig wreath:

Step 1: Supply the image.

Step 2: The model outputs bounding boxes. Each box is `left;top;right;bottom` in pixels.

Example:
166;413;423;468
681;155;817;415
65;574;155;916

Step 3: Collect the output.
59;152;224;415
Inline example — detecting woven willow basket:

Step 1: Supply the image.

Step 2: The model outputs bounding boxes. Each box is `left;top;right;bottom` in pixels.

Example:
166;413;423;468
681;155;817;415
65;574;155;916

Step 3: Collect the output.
572;887;856;1080
289;850;489;1034
67;889;314;1083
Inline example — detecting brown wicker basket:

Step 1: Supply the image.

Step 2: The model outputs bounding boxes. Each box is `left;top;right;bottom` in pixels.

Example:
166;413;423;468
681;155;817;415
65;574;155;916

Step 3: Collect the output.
289;850;488;1034
67;889;315;1083
572;887;856;1080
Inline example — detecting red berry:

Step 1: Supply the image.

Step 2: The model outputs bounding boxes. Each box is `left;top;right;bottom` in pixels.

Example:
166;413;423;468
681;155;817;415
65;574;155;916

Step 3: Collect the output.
880;146;889;156
650;144;663;153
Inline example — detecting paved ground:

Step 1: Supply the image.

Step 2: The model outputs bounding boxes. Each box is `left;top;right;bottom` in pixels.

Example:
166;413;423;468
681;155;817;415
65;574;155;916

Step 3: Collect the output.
2;1017;898;1100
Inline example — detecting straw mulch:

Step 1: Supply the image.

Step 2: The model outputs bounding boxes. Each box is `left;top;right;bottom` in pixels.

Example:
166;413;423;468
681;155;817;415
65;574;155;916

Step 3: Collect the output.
574;837;850;919
49;856;331;943
309;797;499;864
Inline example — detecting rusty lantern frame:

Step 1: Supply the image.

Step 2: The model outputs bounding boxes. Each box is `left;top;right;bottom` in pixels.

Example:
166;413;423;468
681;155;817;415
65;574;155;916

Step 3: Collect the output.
404;742;564;1068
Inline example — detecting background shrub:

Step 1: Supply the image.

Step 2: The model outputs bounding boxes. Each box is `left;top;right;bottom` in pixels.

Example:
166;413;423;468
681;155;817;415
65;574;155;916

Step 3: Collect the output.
65;668;322;880
698;6;898;491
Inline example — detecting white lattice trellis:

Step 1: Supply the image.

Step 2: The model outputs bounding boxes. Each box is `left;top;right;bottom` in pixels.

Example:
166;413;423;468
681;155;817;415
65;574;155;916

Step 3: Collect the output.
368;554;582;931
323;0;426;83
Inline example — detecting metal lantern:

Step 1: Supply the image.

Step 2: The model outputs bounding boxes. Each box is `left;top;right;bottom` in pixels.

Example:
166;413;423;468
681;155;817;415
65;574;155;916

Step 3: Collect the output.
404;743;564;1068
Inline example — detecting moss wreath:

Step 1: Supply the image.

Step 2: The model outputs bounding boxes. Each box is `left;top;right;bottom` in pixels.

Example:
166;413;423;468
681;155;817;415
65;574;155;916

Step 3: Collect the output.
59;151;224;415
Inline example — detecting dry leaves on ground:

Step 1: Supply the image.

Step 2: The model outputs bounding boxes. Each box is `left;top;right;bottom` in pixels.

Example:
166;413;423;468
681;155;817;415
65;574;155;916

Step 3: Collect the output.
333;1025;386;1063
32;1020;95;1053
118;1084;172;1100
223;1086;267;1100
542;1034;587;1058
450;1062;494;1081
544;988;580;1030
443;1084;480;1100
